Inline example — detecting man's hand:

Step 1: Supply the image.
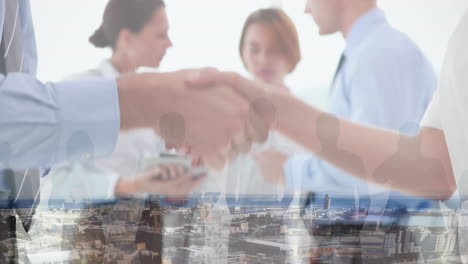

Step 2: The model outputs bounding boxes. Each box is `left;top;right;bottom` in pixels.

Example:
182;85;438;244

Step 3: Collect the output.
117;69;259;169
115;164;206;197
186;69;277;158
253;148;289;185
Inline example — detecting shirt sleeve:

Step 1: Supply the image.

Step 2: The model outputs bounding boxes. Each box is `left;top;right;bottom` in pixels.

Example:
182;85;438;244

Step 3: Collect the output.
0;73;120;169
346;41;437;132
284;36;437;196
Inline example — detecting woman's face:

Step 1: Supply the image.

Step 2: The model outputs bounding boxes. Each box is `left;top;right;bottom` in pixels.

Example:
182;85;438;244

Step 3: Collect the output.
241;23;290;86
127;7;172;68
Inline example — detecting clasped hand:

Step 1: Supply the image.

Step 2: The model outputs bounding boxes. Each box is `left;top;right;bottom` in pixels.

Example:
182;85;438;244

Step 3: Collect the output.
118;68;276;170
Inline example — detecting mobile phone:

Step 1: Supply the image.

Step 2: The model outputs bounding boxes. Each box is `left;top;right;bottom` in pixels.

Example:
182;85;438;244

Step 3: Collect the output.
141;152;207;180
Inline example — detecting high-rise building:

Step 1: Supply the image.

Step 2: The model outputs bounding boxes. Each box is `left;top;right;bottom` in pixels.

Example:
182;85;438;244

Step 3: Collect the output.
323;194;331;210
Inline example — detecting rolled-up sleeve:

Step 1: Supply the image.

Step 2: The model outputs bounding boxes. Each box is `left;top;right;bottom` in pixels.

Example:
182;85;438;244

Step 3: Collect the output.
0;73;120;169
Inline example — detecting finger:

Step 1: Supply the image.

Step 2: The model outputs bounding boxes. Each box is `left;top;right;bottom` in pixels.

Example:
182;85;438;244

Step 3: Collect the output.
230;142;251;158
231;126;248;149
185;67;220;89
216;72;266;101
246;113;268;144
180;173;207;192
167;164;180;180
253;149;278;161
147;166;164;181
187;146;208;167
159;112;186;149
177;145;191;156
174;165;186;178
171;172;194;187
253;152;271;171
247;98;276;143
160;166;171;181
192;173;208;184
206;150;228;170
252;152;266;164
191;155;204;167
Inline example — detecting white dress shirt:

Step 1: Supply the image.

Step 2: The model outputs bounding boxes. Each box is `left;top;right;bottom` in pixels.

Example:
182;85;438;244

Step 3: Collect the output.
284;9;437;212
43;60;165;199
420;9;468;262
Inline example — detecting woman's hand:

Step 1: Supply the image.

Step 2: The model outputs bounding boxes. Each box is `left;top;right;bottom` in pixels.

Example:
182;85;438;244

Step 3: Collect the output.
115;164;206;197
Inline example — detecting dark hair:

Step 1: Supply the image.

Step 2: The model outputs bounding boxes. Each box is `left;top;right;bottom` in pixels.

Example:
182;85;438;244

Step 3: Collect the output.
239;8;301;73
89;0;166;48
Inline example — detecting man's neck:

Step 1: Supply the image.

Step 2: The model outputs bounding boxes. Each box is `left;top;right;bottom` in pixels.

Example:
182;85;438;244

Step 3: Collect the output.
340;2;377;38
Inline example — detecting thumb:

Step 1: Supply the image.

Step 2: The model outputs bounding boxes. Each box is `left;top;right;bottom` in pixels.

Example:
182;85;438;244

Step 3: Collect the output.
217;72;268;101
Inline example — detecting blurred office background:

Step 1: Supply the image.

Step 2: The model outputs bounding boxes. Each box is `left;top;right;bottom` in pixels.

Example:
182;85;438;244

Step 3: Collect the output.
32;0;468;108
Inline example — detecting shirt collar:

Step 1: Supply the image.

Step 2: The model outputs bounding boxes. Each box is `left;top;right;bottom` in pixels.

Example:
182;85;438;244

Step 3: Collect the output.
344;8;387;56
99;59;120;78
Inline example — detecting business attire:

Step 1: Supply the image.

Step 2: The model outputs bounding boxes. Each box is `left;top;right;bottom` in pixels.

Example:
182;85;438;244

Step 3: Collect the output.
0;1;120;170
284;9;437;225
39;60;166;261
421;9;468;263
0;1;119;263
43;60;165;200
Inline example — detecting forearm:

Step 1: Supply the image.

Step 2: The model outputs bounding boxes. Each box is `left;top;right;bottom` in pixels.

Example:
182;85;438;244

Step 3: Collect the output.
271;92;455;200
0;74;119;168
336;123;454;200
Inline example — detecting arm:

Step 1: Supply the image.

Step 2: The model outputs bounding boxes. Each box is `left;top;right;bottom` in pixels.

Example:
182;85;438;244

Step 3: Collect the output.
280;44;438;197
207;72;455;201
0;69;262;169
0;73;120;169
270;91;455;200
117;70;266;169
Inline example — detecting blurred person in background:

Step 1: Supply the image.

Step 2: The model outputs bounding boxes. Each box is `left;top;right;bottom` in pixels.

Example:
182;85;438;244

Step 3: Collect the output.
202;6;468;261
258;0;437;219
44;0;205;203
252;0;439;261
196;8;306;203
192;9;311;264
42;0;205;262
214;7;306;201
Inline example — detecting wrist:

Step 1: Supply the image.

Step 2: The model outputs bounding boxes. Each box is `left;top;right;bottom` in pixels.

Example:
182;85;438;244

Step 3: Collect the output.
269;91;323;152
114;178;137;195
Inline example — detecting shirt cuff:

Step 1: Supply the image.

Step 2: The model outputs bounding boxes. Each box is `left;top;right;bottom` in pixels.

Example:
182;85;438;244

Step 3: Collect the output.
55;78;120;161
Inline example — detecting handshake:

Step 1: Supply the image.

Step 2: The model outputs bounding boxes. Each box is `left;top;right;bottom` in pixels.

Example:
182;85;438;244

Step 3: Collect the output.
117;68;277;170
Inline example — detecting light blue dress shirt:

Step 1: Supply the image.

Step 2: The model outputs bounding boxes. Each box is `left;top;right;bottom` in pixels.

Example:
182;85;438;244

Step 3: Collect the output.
0;0;120;170
284;9;437;206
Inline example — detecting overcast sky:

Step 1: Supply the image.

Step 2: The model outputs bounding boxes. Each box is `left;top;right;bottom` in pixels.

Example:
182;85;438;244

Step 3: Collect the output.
31;0;468;107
